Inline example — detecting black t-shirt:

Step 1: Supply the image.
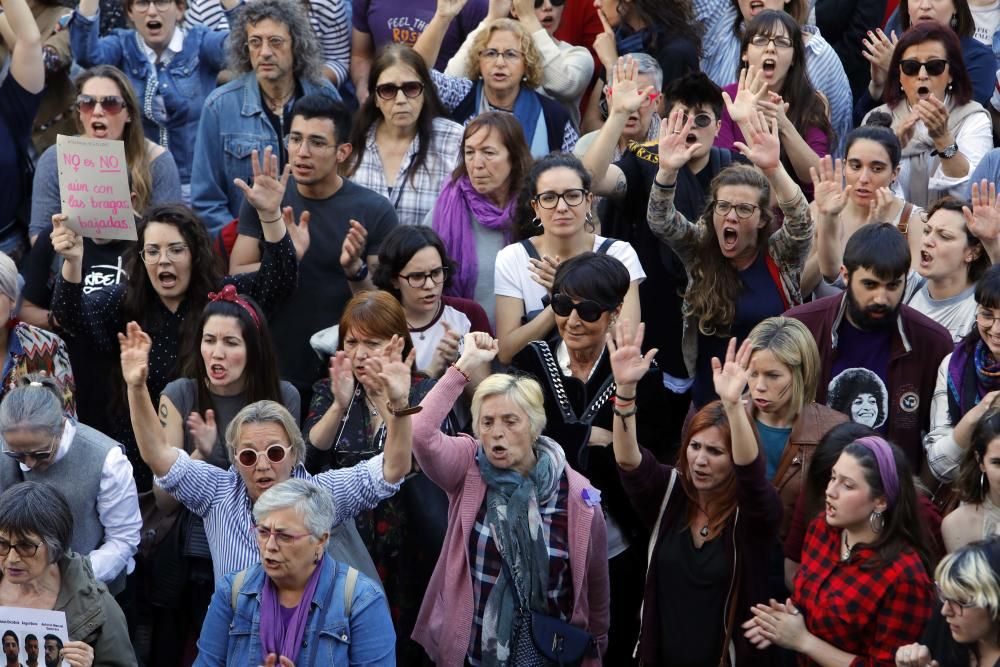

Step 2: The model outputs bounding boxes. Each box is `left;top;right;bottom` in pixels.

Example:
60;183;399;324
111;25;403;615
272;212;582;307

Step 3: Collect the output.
827;318;893;433
21;233;133;432
0;77;41;228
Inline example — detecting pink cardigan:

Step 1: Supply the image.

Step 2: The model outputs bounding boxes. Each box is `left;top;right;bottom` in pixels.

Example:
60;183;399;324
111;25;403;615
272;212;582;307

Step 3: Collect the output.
410;367;610;666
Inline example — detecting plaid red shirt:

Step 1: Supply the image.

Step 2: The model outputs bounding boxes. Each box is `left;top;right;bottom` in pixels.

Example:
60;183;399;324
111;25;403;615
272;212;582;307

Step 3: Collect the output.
793;515;933;667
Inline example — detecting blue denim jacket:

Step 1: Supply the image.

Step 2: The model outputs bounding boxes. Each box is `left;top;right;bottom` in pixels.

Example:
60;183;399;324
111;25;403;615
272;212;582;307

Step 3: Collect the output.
69;11;234;186
194;556;396;666
190;73;340;233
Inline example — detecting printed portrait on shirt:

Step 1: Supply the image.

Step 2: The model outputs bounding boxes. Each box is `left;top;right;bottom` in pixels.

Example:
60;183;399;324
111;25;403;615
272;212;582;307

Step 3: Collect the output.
826;367;889;429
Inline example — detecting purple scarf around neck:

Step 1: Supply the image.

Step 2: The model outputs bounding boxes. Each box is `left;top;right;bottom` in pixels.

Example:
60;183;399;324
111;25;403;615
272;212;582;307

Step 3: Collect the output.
432;175;515;299
259;555;326;664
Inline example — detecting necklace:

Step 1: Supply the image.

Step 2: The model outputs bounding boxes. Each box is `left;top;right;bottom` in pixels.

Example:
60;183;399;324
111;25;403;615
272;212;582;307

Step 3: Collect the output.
694;502;711;538
841;532;852;561
261;86;294;114
699;524;710;538
363;395;379;417
408;301;443;341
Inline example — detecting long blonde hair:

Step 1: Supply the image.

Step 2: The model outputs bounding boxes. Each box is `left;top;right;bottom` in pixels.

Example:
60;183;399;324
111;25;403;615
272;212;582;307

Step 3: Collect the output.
74;66;153;214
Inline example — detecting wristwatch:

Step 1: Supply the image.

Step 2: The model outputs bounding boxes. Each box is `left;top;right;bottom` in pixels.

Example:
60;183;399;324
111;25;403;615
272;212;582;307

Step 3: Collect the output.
932;142;959;159
346;261;368;282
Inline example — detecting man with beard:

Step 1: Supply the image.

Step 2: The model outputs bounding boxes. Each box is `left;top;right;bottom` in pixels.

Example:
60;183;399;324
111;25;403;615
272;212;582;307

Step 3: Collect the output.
22;636;36;667
2;632;21;667
41;637;59;667
786;223;952;469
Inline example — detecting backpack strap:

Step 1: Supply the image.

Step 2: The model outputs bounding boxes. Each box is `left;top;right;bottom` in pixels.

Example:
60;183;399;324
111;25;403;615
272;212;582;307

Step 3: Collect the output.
230;567;248;611
520;238;540;260
343;566;359;617
596;237;615;254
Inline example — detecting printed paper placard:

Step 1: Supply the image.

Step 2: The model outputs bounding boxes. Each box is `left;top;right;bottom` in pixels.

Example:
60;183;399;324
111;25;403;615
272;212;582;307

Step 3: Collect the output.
56;135;138;241
0;606;69;666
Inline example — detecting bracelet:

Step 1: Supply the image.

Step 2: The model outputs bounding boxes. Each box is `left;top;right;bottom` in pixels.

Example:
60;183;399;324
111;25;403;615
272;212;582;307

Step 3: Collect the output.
259;213;283;225
346;262;369;282
653;179;676;190
450;363;472;383
613;405;638;432
614;393;636;402
385;401;423;417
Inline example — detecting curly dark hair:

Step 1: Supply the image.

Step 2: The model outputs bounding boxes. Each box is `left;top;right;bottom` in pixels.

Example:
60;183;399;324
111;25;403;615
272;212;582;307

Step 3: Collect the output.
826;368;888;429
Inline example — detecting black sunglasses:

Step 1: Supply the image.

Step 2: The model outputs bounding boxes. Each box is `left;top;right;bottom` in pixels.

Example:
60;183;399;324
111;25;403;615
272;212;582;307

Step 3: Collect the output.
76;94;126;115
551;293;610;322
534;0;566;6
899;58;948;77
374;81;425;100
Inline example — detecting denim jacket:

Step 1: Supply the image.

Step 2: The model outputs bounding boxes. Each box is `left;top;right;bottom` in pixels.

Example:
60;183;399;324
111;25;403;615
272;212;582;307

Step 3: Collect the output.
69;11;235;186
190;73;340;233
194;555;395;667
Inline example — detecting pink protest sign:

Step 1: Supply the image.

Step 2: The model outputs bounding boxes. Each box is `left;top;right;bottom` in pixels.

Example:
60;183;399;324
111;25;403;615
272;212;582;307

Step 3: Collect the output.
56;135;138;241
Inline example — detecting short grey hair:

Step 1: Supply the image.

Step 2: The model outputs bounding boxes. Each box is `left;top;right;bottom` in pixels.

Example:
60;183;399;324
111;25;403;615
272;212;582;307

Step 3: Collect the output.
0;253;17;304
225;400;305;465
471;373;547;444
608;52;664;92
0;375;65;438
227;0;324;82
0;482;73;564
252;479;336;539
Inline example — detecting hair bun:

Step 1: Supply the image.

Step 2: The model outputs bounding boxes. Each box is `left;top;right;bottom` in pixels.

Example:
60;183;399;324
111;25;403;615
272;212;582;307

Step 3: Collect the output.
865;111;893;129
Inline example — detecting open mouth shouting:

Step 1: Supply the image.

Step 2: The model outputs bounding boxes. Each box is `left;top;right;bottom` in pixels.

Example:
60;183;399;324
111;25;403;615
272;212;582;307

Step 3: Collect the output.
761;58;778;77
748;0;765;15
209;363;228;382
145;18;164;35
89;120;109;138
919;249;933;268
685;132;699;146
157;270;178;290
720;226;740;254
916;86;932;101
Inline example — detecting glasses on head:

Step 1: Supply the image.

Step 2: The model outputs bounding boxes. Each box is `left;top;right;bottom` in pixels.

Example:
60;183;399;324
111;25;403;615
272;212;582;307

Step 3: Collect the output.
713;200;759;219
0;539;43;558
253;525;312;546
899;58;949;77
534;0;566;6
398;266;449;288
479;48;523;62
749;34;794;49
140;243;188;264
76;95;126;115
247;35;288;51
375;81;425;100
977;310;1000;330
1;435;58;464
132;0;174;10
681;112;714;128
935;583;978;616
236;443;292;468
551;293;611;322
534;189;588;209
284;134;335;152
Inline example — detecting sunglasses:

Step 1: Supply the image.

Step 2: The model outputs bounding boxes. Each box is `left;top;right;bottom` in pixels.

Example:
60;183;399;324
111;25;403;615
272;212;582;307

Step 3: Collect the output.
1;436;58;463
76;94;126;115
681;112;714;128
551;293;610;322
534;0;566;6
235;444;292;468
898;58;948;77
374;81;425;100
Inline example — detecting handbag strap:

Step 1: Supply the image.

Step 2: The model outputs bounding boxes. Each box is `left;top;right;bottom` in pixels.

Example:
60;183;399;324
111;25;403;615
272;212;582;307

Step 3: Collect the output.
633;468;677;660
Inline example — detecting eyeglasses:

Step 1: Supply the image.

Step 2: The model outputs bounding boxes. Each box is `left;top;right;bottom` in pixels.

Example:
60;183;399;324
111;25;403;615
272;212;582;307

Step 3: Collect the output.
749;34;794;49
284;134;335;152
479;48;523;62
76;95;126;115
0;539;44;558
935;583;978;616
247;36;288;51
534;189;588;209
235;443;292;468
398;266;449;288
551;293;611;322
139;243;188;264
713;200;759;219
132;0;174;10
375;81;425;100
534;0;566;6
1;436;58;463
899;58;949;77
977;310;1000;330
253;525;312;546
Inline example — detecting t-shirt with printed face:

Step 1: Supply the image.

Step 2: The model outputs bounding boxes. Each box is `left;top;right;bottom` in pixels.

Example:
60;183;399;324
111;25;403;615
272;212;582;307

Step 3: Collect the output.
827;318;893;434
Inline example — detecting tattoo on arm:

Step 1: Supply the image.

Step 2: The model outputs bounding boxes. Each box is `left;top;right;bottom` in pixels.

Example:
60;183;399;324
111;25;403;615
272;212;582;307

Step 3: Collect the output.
159;403;168;428
613;175;627;195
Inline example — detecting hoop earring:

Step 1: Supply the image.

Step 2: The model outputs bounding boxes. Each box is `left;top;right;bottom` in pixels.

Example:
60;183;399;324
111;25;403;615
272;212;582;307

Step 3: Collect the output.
532;216;542;230
585;210;594;229
982;471;987;495
869;509;884;534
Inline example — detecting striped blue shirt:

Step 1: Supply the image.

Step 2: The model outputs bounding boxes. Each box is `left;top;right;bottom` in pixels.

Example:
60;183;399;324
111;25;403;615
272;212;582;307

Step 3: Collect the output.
694;0;852;157
156;450;400;582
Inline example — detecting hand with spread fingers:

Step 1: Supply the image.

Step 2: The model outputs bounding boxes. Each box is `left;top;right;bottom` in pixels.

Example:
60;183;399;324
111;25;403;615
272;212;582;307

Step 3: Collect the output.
810;155;852;219
862;28;898;90
118;321;152;388
362;335;416;406
187;409;218;459
657;109;703;175
733;111;781;174
711;337;751;407
607;319;657;389
913;94;951;140
722;65;768;125
328;350;356;408
608;56;657;118
963;179;1000;245
281;207;311;260
233;146;291;221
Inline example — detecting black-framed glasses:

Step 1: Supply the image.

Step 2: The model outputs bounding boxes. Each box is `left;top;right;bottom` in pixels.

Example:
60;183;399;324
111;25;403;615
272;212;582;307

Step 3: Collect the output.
977;310;1000;330
899;58;949;77
139;243;188;264
479;48;523;62
236;444;292;468
534;0;566;6
713;200;759;219
749;34;793;49
375;81;425;100
534;189;588;209
76;95;126;115
551;293;611;322
935;583;978;616
0;539;44;558
399;266;449;288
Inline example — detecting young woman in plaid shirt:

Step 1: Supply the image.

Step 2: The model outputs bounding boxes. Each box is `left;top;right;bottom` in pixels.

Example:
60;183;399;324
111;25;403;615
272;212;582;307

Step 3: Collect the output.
745;435;935;665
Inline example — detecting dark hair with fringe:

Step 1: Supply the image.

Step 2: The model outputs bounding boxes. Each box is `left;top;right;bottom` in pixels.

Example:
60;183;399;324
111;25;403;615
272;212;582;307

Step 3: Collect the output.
801;422;880;525
0;482;73;565
372;226;456;299
662;71;725;122
291;95;353;145
960;265;1000;354
550;253;630;309
843;222;911;281
729;0;809;59
883;21;973;107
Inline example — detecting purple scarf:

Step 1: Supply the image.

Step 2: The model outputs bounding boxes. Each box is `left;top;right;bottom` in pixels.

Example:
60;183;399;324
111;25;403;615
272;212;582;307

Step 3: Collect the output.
432;175;515;299
259;555;326;664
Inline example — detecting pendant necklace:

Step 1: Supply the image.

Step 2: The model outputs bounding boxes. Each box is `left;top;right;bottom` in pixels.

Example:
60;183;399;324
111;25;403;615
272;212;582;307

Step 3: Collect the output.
841;532;852;561
700;524;710;538
363;394;379;417
408;302;443;341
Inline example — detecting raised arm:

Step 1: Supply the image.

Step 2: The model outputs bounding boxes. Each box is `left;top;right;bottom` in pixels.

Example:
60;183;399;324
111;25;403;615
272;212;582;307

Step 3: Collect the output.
358;335;415;484
805;156;850;293
732;108;801;206
4;0;43;93
413;0;468;69
607;319;658;471
647;110;708;254
711;337;756;466
119;322;182;478
305;352;355;451
964;179;1000;264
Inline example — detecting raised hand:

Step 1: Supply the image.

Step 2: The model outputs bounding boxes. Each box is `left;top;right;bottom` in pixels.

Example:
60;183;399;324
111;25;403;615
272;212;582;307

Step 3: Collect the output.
486;0;512;20
528;254;560;291
711;337;751;406
428;322;461;377
861;28;898;89
592;6;618;69
722;65;768;125
913;94;951;140
657;110;702;174
964;180;1000;245
186;410;218;459
458;331;499;367
865;187;896;224
758;91;791;133
894;112;919;149
340;220;368;275
233;146;291;218
282;207;311;260
733;111;781;173
328;350;356;409
607;319;657;388
118;321;151;388
608;56;656;117
437;0;469;19
809;155;851;218
50;214;83;263
364;335;416;405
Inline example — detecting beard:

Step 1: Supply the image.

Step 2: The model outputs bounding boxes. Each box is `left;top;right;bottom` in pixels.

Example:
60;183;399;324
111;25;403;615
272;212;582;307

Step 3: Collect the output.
846;286;900;331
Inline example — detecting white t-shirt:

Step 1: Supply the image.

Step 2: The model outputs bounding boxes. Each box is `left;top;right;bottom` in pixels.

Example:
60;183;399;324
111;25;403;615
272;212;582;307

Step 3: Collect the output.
971;0;1000;47
494;235;646;313
906;280;978;343
411;304;471;374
